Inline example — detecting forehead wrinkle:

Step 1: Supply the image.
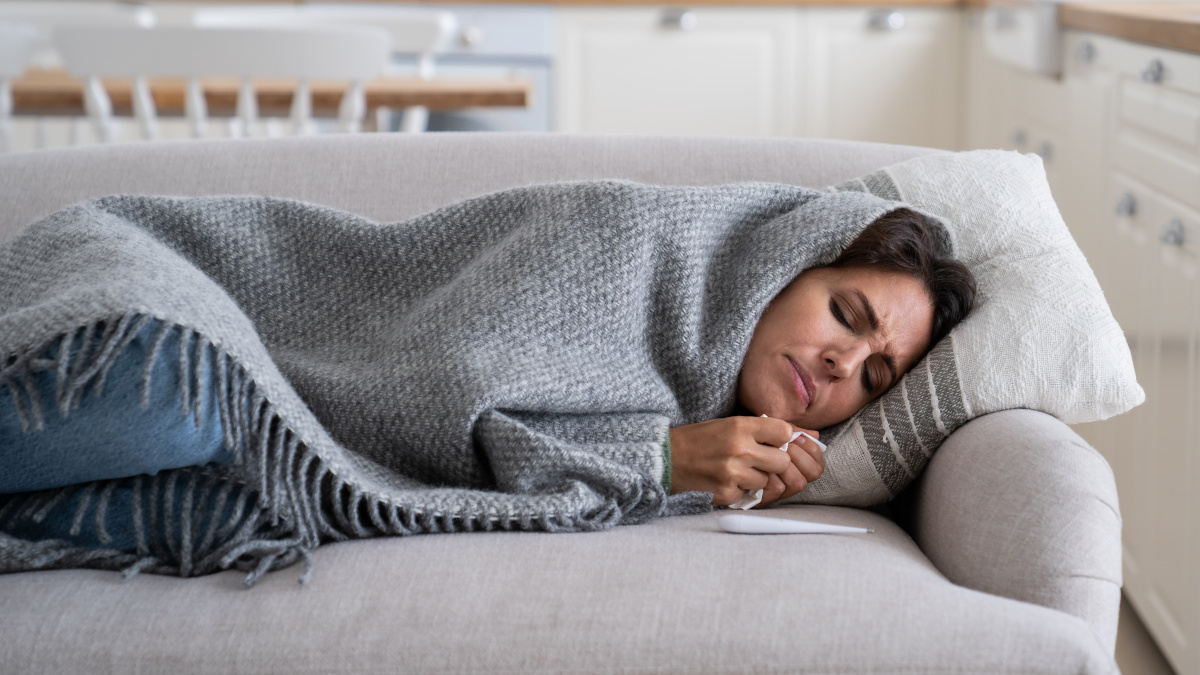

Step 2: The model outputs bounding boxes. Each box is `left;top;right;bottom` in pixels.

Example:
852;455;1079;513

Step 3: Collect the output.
853;289;879;332
853;286;903;383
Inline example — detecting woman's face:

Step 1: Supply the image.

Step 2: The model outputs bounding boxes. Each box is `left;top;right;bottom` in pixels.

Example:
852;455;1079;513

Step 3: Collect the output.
737;265;935;430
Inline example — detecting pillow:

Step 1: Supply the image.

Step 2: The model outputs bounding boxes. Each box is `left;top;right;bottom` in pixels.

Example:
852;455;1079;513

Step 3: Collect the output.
783;150;1143;507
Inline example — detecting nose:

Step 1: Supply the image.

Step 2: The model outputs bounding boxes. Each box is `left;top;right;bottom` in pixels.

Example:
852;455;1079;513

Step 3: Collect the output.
824;339;872;380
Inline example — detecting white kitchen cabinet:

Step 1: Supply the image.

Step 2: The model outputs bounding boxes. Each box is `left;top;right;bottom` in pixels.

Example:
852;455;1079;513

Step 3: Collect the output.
963;10;1016;151
554;5;962;147
804;7;962;150
963;12;1070;195
554;7;799;136
1061;30;1200;675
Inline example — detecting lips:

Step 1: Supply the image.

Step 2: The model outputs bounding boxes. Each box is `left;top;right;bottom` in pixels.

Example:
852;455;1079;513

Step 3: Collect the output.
786;356;813;410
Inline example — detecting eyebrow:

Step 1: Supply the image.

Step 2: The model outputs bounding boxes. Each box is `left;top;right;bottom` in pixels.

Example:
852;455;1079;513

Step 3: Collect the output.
853;289;898;384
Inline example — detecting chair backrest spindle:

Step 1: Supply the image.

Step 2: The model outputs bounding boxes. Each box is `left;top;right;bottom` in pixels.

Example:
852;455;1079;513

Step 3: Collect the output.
184;76;207;139
131;76;158;141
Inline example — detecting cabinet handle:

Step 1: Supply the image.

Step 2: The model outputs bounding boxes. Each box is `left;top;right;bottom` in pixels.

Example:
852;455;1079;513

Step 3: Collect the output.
1160;219;1186;247
868;10;905;31
1075;41;1096;63
1010;128;1027;147
990;8;1016;31
458;25;484;48
1034;141;1054;161
1141;59;1164;84
660;8;698;31
1115;193;1137;217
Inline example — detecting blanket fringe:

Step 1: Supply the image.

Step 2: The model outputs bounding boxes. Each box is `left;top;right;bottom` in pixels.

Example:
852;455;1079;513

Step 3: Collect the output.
1;311;697;586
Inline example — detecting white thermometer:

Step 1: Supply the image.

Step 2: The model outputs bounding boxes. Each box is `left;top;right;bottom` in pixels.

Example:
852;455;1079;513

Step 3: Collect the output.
718;514;873;535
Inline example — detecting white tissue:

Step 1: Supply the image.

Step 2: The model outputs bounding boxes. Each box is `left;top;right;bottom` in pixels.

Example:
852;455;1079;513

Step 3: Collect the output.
731;489;766;511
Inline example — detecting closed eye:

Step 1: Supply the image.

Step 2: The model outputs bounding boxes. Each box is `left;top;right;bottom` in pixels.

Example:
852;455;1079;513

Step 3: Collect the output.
861;361;877;394
829;298;851;330
832;298;877;393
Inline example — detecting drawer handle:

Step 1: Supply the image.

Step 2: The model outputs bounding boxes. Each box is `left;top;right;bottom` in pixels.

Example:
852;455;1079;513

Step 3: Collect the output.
1142;59;1164;84
1115;193;1137;217
868;10;905;31
990;8;1016;31
459;25;484;48
1075;41;1096;63
1160;219;1185;247
1034;142;1054;161
660;8;698;30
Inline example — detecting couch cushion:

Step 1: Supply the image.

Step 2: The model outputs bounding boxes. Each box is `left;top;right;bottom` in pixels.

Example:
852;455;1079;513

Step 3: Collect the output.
0;507;1112;674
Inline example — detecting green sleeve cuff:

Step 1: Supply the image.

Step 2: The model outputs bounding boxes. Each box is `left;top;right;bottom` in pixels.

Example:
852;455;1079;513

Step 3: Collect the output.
661;433;672;494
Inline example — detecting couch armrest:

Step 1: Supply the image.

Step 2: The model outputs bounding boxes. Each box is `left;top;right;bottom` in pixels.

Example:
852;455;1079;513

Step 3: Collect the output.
903;409;1122;656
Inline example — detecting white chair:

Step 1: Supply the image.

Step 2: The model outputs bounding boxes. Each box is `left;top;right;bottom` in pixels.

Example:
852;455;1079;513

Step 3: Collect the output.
0;22;38;152
0;1;154;147
52;25;391;142
0;1;155;69
192;5;456;133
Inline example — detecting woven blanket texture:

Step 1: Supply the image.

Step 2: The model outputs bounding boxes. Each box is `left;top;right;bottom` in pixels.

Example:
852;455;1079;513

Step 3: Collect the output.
0;181;899;583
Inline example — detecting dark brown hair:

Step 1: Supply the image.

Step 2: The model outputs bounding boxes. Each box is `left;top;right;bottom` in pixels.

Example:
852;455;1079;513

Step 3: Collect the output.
826;208;976;351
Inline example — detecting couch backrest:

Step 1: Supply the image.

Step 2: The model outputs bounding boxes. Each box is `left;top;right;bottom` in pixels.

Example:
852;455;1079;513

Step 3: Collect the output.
0;133;939;242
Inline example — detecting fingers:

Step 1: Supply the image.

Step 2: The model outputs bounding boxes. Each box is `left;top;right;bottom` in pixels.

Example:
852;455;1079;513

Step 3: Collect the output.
796;432;825;475
688;416;826;507
755;473;787;509
790;435;826;483
751;415;795;449
761;436;826;504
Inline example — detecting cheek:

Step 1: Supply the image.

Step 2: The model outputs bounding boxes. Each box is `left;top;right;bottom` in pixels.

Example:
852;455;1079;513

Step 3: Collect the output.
817;383;869;426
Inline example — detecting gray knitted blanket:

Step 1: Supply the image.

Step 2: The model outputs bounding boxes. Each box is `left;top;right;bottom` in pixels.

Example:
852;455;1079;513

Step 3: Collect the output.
0;181;897;583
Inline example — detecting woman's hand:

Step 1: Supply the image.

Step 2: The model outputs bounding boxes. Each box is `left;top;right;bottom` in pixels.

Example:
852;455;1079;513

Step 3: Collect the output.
668;416;825;507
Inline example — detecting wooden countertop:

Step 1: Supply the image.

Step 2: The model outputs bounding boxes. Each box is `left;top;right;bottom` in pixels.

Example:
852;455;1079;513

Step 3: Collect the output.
133;0;965;5
56;1;1200;53
1059;2;1200;55
11;69;530;117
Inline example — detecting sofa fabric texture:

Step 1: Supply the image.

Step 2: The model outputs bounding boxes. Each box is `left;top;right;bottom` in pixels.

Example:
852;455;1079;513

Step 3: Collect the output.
0;134;1121;674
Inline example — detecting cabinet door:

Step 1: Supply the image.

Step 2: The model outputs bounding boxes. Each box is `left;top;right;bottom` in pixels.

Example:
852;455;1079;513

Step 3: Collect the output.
804;7;961;149
962;10;1016;151
554;7;798;136
991;68;1068;197
1110;170;1200;675
1060;32;1115;267
1107;37;1200;213
1108;172;1156;585
1140;190;1200;675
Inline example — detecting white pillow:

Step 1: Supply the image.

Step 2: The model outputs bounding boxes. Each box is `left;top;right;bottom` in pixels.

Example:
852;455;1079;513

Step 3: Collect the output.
784;150;1143;507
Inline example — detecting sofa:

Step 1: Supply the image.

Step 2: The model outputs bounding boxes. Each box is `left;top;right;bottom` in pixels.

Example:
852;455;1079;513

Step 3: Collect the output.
0;133;1121;674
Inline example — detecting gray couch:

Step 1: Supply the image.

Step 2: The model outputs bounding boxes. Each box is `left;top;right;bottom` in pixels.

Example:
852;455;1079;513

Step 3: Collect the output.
0;133;1121;674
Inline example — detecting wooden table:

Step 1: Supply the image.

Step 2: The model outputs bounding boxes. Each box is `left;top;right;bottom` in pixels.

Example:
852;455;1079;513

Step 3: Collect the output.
11;69;530;117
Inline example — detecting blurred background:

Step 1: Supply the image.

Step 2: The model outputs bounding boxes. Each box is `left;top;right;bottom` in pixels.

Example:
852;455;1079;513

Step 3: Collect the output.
0;0;1197;673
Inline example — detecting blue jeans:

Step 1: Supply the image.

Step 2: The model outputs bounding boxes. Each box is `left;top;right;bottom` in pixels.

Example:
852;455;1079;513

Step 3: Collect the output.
1;319;235;551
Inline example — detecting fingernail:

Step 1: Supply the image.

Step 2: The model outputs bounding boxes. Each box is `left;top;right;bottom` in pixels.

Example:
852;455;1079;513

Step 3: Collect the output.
797;431;828;453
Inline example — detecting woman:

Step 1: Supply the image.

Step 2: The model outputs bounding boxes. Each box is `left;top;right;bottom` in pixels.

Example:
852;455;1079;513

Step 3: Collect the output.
0;183;974;581
670;207;974;509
